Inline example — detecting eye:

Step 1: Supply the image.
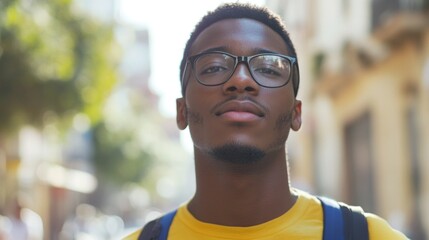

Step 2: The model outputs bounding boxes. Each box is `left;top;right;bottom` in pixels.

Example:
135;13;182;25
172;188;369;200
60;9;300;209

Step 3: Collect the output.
200;65;228;75
253;65;283;77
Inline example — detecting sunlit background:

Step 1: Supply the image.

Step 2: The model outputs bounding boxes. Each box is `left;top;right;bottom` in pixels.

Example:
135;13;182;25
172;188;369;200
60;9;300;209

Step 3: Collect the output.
0;0;428;239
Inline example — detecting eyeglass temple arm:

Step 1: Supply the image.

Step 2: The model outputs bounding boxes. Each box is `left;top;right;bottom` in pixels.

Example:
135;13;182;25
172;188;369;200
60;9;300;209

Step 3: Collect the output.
181;61;189;96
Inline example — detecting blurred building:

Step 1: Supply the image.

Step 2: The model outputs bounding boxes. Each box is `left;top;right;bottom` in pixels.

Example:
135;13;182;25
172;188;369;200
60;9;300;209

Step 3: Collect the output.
266;0;428;238
69;0;192;236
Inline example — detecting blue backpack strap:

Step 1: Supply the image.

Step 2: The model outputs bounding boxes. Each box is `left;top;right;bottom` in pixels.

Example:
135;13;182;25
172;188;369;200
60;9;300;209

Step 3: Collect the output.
158;210;178;240
318;197;345;240
138;209;177;240
339;204;369;240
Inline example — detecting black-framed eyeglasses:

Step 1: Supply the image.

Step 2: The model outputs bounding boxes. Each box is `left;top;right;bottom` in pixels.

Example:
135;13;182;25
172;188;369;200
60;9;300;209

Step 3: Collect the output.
182;51;297;89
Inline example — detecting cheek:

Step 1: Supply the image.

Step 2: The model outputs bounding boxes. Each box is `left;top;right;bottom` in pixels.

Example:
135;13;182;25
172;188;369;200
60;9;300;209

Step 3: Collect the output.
186;108;203;125
185;94;209;124
185;101;205;136
273;111;293;131
265;96;295;133
263;109;293;149
185;81;218;122
184;90;214;146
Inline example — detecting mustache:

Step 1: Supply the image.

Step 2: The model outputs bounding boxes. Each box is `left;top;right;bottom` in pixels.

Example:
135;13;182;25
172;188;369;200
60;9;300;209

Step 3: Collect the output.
210;95;269;116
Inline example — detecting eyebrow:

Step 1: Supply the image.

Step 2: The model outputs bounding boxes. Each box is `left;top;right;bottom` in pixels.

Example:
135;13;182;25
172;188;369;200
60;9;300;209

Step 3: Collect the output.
196;46;280;56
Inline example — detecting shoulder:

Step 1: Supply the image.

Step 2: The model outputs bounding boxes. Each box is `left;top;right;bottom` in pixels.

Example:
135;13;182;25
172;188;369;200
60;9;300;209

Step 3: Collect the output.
292;188;321;205
121;228;141;240
294;189;409;239
365;213;409;239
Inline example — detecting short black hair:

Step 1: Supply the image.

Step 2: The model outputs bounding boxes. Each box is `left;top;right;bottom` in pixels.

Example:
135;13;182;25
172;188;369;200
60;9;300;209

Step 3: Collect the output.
179;3;300;96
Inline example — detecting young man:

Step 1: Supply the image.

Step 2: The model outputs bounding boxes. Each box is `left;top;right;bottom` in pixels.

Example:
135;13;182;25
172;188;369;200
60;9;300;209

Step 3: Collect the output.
125;3;408;239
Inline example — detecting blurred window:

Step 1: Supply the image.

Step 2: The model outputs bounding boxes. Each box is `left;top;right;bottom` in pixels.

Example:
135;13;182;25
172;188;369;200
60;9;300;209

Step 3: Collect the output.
344;112;376;212
371;0;424;31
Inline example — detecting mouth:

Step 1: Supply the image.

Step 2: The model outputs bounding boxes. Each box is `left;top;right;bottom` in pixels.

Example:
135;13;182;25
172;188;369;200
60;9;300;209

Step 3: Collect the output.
214;100;265;121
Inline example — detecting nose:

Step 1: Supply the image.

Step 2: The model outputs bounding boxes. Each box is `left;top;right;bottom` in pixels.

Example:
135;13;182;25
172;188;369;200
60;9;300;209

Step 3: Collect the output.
222;62;260;95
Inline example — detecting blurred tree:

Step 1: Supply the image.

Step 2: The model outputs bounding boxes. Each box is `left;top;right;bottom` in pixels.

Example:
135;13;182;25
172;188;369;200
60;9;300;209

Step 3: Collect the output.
0;0;156;186
92;120;153;184
0;0;117;134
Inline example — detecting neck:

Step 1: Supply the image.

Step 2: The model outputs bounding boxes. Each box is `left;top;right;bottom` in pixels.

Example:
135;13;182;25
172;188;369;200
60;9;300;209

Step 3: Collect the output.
188;148;296;227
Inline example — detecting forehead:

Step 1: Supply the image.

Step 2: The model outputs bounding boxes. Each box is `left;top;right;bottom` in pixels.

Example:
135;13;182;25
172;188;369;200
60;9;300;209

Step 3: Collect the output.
189;18;289;56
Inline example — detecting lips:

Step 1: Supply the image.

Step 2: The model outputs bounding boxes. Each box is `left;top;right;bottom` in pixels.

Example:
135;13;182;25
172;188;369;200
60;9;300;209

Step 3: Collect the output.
214;100;265;119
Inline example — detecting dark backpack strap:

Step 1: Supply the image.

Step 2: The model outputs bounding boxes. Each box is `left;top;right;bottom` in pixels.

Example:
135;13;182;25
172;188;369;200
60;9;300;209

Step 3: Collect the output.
138;210;178;240
319;197;345;240
319;196;369;240
137;218;161;240
339;203;369;240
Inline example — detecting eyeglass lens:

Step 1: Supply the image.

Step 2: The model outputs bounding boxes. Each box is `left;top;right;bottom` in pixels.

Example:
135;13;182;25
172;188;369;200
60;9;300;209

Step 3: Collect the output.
194;53;292;87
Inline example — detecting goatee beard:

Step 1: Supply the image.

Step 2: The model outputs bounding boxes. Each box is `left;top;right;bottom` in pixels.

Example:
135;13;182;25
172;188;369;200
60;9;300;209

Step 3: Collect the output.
209;143;266;164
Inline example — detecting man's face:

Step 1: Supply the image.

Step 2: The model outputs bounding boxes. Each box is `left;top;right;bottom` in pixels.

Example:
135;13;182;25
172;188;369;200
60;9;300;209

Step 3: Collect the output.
177;18;302;160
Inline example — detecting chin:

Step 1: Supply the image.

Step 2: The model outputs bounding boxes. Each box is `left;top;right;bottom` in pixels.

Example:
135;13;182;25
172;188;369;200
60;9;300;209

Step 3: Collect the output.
209;142;266;164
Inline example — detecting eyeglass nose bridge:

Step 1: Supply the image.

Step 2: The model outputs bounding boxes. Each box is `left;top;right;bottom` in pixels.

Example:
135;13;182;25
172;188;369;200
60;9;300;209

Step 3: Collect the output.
237;56;247;62
236;56;250;68
234;56;252;74
230;55;259;85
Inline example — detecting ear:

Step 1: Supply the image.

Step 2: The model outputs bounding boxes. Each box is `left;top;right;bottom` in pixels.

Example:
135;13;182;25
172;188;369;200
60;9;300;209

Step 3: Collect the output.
176;98;188;130
291;100;302;131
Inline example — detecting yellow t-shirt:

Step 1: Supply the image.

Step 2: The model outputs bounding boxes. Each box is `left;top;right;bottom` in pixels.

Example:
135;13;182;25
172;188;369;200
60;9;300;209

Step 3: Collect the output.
124;190;408;239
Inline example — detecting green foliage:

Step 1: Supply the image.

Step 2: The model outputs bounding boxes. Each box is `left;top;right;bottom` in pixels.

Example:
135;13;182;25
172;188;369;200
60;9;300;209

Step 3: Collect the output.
91;121;153;185
0;0;156;186
312;52;326;79
0;0;118;134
